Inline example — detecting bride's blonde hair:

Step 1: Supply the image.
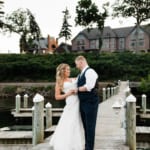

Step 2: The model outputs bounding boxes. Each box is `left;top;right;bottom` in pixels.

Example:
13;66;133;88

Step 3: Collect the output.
56;63;70;91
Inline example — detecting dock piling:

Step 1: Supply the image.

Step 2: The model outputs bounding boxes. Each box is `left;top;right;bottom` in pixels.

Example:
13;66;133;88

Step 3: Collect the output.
23;94;29;108
142;94;147;114
126;94;136;150
32;93;44;146
102;88;106;101
16;94;21;113
45;102;52;129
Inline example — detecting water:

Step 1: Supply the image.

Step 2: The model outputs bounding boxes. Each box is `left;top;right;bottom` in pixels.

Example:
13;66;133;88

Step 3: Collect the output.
0;97;65;128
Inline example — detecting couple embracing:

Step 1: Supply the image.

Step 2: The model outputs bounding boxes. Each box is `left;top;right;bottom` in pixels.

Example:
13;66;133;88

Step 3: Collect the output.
49;55;99;150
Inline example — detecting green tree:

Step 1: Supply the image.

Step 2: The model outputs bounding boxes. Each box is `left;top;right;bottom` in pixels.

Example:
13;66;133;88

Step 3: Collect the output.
0;0;4;28
27;9;41;40
59;7;72;53
3;8;41;53
112;0;150;52
139;74;150;93
75;0;108;52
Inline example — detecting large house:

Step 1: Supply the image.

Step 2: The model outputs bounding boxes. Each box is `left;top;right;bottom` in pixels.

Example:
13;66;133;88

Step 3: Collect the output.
72;25;150;52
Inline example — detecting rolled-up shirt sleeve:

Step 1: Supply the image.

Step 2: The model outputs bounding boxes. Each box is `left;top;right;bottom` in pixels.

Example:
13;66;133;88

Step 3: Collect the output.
83;68;98;92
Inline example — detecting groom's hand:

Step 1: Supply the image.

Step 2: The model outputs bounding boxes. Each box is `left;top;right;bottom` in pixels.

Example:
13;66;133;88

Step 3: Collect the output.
78;86;87;92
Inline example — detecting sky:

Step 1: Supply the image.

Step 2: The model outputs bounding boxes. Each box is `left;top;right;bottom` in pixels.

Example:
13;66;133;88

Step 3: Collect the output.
0;0;148;53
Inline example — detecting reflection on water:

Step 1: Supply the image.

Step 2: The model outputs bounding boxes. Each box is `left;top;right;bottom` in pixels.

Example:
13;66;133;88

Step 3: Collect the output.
0;97;65;128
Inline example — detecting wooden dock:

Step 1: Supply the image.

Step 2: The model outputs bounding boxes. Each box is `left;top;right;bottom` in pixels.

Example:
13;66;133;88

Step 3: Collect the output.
1;81;149;149
11;108;63;117
32;81;130;150
94;81;129;150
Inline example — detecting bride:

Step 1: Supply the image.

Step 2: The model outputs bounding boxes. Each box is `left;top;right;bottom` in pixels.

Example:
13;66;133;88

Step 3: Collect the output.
49;63;85;150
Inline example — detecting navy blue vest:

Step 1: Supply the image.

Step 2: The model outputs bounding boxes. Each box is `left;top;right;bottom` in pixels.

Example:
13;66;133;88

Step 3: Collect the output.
77;68;99;102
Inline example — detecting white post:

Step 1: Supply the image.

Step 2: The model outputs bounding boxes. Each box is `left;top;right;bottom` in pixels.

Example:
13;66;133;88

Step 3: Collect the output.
45;102;52;129
116;86;119;94
23;94;28;108
16;94;21;113
102;88;106;101
114;87;117;95
32;106;34;134
118;80;121;87
126;94;136;150
32;93;44;146
111;87;114;96
125;87;130;97
107;87;110;98
142;94;147;114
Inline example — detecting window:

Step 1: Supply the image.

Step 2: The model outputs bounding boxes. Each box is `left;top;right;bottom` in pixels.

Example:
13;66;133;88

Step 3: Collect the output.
90;40;96;49
130;40;136;48
76;39;85;50
138;30;144;40
102;39;109;49
139;40;144;47
130;28;145;48
119;38;125;49
110;38;115;49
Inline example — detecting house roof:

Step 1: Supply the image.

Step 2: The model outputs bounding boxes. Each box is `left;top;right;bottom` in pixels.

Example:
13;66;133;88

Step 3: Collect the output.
55;42;72;53
142;24;150;35
80;26;117;39
33;37;48;49
113;26;134;38
73;24;150;41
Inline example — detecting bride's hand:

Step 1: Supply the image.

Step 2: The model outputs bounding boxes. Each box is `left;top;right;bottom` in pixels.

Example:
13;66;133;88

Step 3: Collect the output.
66;89;76;97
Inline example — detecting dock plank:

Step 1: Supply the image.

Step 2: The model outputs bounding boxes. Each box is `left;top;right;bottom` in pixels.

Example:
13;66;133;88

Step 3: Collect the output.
136;126;150;134
11;108;63;117
0;131;32;139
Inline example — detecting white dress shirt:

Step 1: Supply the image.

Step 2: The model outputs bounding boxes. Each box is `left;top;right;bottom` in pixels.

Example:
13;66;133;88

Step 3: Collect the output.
80;66;98;92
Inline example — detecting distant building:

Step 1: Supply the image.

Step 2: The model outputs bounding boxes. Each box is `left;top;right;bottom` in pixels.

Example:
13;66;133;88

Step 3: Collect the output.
55;42;72;53
72;25;150;53
27;35;58;54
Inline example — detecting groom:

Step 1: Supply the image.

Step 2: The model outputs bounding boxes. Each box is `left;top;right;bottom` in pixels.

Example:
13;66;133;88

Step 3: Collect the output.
75;55;99;150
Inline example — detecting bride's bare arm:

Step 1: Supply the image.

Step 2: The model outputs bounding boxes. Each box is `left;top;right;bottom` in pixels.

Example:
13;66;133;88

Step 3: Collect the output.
55;83;74;100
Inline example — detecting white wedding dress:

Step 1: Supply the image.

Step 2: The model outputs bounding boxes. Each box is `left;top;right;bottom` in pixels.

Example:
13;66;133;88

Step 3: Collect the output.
49;79;85;150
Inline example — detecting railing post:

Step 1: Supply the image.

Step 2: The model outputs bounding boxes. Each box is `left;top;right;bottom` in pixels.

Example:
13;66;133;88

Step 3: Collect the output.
111;87;114;96
45;102;52;129
114;87;117;95
32;106;34;134
116;85;119;94
124;86;131;145
16;94;21;113
23;94;28;108
118;80;121;87
102;88;106;101
107;87;110;98
125;87;130;97
142;94;147;114
126;94;136;150
32;93;44;146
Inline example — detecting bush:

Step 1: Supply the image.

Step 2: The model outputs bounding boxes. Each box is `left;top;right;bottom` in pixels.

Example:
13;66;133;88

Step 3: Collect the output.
139;74;150;93
0;53;150;82
2;86;17;94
